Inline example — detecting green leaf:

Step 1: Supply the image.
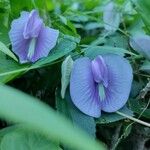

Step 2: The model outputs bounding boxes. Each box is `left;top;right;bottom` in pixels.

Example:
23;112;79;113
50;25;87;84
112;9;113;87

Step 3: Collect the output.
135;0;150;33
0;85;105;150
104;33;128;49
129;99;150;119
56;89;96;138
130;80;144;98
10;0;32;17
53;21;79;38
59;15;78;35
0;41;18;61
1;130;59;150
0;52;28;83
90;37;106;46
32;38;76;67
96;106;133;124
0;24;10;45
140;60;150;74
85;22;103;30
61;55;73;99
84;45;136;59
0;38;76;82
33;0;55;11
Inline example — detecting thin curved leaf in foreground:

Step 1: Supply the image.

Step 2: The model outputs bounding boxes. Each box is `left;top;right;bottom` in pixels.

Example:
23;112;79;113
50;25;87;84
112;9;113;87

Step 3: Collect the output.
0;85;105;150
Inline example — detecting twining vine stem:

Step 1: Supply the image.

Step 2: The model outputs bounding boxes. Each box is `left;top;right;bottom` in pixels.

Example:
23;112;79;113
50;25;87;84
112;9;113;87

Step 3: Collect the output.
116;111;150;127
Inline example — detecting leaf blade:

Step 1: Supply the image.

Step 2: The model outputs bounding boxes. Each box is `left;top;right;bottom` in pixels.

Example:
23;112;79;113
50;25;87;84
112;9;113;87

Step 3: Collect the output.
0;85;105;150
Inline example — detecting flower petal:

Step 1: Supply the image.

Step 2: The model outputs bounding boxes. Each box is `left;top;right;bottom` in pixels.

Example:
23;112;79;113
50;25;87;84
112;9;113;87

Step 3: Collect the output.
130;34;150;60
9;11;30;63
70;57;101;118
91;56;108;87
31;26;59;62
23;10;43;39
101;54;133;112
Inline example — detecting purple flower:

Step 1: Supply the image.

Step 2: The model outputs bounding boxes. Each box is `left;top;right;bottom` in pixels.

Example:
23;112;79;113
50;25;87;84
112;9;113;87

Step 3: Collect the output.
70;54;133;118
9;10;59;63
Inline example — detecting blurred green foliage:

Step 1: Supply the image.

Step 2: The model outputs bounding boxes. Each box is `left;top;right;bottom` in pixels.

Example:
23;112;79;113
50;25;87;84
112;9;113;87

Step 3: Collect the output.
0;0;149;149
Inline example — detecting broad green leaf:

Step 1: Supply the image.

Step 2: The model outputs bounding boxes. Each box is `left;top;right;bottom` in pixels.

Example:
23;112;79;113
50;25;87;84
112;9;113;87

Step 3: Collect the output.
91;32;129;49
61;55;73;99
96;106;133;124
0;85;105;150
56;89;96;138
104;33;128;49
0;41;18;61
1;130;59;150
84;45;137;59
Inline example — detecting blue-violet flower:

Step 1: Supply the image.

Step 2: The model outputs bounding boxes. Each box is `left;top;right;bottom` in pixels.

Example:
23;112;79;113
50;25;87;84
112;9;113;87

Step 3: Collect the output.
9;9;59;63
70;54;133;117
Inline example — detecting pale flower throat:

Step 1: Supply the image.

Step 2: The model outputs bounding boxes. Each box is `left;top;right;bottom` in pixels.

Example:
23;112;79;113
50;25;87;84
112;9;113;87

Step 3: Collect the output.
98;84;106;101
27;38;36;60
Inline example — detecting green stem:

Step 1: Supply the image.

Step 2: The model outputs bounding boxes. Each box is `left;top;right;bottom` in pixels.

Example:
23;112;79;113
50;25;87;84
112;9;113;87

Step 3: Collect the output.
116;111;150;127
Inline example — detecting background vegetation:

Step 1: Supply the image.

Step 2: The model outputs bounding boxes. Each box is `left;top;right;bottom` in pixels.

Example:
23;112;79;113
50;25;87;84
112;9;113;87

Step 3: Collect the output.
0;0;149;150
